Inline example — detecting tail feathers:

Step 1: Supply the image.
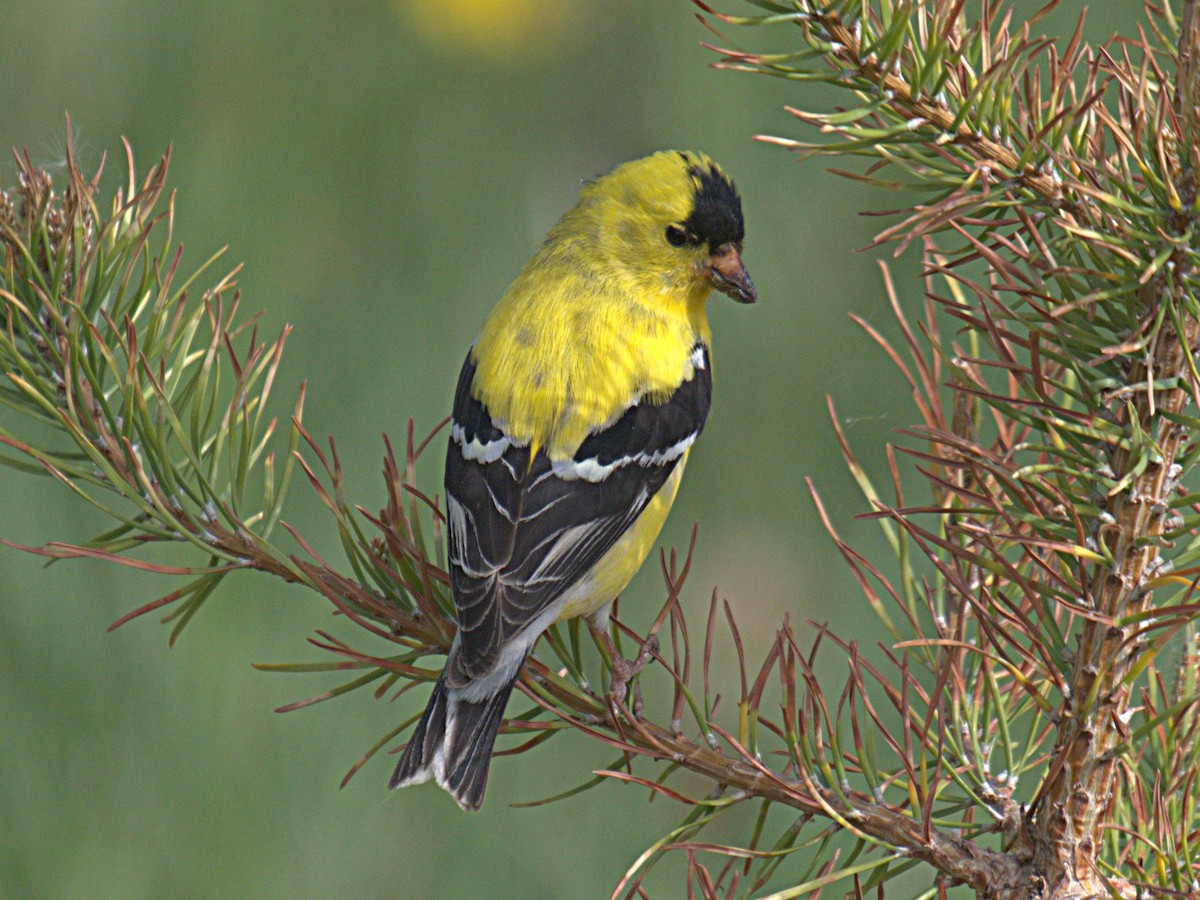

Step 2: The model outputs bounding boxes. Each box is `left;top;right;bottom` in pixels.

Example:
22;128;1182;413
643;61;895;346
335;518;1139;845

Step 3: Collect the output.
388;670;451;791
388;670;517;811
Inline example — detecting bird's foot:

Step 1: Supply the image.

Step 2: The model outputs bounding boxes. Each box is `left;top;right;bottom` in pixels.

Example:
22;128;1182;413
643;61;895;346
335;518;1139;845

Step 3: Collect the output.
608;633;660;709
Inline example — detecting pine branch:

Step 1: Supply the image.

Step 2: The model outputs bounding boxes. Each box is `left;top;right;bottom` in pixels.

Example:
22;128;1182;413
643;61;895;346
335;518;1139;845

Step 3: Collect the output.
6;1;1200;896
696;0;1200;895
0;140;1032;891
1027;1;1200;890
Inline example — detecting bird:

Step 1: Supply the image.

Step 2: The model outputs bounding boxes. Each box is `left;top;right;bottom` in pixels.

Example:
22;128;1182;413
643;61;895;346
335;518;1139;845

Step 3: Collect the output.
388;150;754;810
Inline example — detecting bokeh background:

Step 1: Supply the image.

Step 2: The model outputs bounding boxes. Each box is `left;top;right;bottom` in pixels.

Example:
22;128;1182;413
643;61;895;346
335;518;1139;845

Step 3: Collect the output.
0;2;1137;897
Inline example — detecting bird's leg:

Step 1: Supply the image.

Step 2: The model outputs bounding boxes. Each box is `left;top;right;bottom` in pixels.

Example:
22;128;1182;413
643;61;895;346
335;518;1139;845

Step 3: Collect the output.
587;615;660;705
631;673;647;720
621;632;660;702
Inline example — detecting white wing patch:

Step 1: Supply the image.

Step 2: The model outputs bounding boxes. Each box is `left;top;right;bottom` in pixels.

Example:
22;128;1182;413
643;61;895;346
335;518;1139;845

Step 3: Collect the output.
547;432;698;483
451;422;525;463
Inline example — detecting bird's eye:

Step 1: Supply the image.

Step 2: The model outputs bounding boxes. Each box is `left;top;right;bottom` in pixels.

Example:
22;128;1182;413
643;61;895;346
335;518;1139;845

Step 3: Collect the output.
665;225;688;247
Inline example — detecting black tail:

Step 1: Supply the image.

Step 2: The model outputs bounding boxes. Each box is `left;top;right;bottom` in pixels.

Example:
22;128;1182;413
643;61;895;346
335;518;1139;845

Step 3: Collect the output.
388;670;451;790
388;669;517;811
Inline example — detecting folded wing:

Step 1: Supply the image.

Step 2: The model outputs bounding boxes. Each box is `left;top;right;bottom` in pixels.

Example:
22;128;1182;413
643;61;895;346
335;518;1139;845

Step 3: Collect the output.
444;344;712;683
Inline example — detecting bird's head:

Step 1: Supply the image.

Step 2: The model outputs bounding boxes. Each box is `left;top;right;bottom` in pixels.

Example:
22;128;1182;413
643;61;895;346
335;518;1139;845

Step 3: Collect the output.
571;150;756;305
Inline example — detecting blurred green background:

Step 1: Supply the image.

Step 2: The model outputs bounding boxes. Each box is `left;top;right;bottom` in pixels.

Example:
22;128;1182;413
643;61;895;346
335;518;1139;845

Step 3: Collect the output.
0;2;1138;897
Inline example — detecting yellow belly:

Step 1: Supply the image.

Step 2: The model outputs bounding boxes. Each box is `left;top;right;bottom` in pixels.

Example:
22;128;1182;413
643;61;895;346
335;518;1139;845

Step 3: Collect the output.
554;453;688;622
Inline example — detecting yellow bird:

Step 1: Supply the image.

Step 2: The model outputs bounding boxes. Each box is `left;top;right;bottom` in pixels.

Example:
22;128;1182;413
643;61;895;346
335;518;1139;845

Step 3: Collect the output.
389;151;754;809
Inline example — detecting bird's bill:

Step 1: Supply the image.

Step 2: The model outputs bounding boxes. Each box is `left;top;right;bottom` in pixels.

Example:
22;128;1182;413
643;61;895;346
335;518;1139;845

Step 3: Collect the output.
706;245;757;304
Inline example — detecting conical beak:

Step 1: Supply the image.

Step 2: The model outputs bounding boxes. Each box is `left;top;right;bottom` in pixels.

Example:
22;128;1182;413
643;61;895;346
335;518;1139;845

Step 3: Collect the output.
706;244;757;304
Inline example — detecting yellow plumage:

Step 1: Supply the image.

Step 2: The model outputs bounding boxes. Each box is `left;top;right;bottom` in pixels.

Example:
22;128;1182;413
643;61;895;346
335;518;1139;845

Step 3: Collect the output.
390;149;754;809
472;152;720;457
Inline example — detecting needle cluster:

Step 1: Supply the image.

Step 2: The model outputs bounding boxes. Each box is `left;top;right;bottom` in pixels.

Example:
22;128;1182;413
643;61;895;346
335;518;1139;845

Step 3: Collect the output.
5;0;1200;894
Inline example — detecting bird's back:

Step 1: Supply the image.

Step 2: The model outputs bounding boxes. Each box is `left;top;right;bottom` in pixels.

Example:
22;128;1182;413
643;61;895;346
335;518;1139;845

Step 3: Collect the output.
471;233;712;459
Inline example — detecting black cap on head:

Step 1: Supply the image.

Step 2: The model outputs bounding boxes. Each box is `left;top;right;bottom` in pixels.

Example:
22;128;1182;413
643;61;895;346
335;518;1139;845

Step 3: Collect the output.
679;155;745;250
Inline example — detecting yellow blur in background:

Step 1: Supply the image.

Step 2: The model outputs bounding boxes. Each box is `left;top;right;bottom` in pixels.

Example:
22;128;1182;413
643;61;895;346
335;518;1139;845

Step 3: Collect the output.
0;2;1135;897
400;0;573;59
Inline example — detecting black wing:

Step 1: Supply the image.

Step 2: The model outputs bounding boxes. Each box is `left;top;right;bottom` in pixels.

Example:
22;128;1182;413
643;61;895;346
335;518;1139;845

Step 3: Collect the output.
443;344;712;681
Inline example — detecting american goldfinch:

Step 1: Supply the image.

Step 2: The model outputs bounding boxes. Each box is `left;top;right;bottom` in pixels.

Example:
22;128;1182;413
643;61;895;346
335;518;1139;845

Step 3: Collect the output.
389;150;754;810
